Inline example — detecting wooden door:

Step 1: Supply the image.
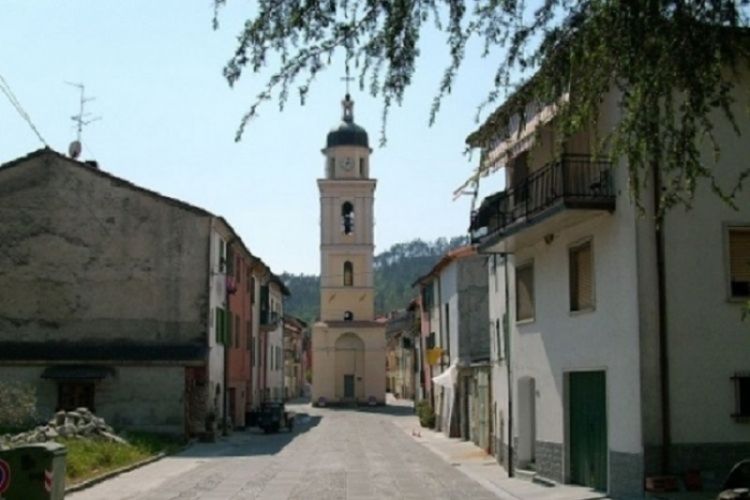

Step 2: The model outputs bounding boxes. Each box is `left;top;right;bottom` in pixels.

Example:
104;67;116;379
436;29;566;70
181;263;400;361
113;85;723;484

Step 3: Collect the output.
569;371;607;491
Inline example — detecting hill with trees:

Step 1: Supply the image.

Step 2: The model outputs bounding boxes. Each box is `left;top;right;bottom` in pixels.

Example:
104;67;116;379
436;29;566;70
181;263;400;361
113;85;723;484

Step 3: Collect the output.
281;236;468;324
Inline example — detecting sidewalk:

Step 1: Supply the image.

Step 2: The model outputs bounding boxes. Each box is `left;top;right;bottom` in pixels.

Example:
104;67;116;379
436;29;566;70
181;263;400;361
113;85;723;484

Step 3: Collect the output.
387;397;607;500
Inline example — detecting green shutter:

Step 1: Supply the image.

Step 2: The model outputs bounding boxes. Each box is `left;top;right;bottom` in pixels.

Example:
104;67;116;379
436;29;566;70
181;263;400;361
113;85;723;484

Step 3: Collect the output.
215;308;221;343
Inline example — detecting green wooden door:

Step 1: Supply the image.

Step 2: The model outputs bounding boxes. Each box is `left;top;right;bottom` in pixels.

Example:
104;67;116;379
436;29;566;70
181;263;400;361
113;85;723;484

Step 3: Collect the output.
569;371;607;491
344;375;355;398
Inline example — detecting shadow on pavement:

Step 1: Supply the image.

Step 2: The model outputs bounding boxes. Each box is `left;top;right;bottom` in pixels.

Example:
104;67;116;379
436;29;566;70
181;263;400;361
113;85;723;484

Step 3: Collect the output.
312;403;415;417
174;412;322;459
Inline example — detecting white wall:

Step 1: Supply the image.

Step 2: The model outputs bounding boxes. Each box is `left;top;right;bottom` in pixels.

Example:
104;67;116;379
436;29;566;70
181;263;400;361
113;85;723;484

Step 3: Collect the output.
207;225;227;419
488;254;511;458
661;81;750;443
266;284;284;400
507;153;644;458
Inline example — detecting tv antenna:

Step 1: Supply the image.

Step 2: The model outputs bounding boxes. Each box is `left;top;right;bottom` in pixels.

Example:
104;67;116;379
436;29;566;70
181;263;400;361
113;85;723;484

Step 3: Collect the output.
65;82;101;159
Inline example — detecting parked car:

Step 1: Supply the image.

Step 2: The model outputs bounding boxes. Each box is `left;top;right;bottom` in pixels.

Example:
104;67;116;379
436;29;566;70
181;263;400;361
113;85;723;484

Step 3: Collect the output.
718;459;750;499
258;402;294;433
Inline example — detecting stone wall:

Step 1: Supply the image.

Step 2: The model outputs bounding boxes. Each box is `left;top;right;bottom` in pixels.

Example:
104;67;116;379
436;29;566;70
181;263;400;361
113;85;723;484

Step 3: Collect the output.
457;256;490;362
646;443;750;490
0;365;185;434
535;440;563;482
609;451;644;499
0;152;210;348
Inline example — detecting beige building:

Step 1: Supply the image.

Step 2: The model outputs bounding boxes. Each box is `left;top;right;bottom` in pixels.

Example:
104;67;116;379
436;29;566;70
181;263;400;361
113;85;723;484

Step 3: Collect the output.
311;94;386;406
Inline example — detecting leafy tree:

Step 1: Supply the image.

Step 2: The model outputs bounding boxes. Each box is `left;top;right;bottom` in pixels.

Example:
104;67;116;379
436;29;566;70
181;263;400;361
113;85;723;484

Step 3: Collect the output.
214;0;750;215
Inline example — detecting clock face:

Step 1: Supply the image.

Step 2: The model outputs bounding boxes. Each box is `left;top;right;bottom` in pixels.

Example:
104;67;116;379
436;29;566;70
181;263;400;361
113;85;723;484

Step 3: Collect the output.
342;157;354;171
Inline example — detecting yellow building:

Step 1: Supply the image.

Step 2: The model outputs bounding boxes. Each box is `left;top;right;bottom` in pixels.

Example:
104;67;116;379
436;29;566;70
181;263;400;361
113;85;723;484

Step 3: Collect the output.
311;94;386;406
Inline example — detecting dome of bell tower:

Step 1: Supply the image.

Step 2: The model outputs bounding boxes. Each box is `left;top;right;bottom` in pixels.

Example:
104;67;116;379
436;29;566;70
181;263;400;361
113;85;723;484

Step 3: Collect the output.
326;94;369;148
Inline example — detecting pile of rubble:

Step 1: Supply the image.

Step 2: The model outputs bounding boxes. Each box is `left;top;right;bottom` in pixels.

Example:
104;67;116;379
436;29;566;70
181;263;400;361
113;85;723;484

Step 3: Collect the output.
0;408;128;449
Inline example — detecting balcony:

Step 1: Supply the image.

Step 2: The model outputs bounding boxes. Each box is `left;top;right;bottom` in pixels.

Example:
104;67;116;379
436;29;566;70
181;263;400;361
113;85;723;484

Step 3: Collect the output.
260;311;280;330
470;155;615;250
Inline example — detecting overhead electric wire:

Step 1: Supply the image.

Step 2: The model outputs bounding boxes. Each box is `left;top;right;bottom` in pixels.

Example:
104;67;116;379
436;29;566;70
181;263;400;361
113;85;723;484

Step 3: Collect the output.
0;74;48;146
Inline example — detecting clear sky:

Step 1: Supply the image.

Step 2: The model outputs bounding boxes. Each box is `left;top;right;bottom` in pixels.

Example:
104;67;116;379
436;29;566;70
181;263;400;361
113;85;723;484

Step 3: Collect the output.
0;1;508;275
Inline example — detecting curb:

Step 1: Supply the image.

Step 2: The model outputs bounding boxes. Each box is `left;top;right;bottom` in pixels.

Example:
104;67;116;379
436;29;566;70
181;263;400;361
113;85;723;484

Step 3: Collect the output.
64;438;197;493
65;451;167;494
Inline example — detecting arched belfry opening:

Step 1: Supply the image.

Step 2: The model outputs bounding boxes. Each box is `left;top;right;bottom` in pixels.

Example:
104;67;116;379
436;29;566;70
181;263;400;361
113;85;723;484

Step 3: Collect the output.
311;92;386;407
342;202;354;234
343;261;353;286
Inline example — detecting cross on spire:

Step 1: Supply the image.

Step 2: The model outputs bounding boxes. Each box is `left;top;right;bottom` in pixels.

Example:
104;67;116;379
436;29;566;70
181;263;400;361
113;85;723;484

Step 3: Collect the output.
341;64;355;95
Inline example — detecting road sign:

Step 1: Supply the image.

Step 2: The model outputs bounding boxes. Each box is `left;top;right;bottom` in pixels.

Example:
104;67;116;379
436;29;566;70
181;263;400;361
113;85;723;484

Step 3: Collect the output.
0;458;10;494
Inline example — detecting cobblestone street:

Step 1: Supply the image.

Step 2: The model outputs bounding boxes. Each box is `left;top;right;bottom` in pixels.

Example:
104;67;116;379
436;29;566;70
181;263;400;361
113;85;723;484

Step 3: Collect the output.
67;402;501;500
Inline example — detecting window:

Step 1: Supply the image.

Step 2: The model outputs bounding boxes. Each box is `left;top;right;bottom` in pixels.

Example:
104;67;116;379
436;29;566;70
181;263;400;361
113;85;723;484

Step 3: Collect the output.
236;256;241;282
328;157;335;177
516;262;534;321
215;307;226;344
426;332;436;349
731;373;750;421
729;227;750;298
226;245;234;275
344;310;354;321
444;304;450;357
496;318;505;360
570;241;594;311
251;321;255;352
342;202;355;234
218;239;226;272
250;276;256;303
58;382;95;412
343;261;353;286
359;158;365;176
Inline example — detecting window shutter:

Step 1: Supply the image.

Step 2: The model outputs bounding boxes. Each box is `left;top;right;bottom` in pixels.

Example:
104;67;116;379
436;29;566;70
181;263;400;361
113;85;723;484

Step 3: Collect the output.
215;308;222;343
516;264;534;321
571;242;593;310
730;229;750;282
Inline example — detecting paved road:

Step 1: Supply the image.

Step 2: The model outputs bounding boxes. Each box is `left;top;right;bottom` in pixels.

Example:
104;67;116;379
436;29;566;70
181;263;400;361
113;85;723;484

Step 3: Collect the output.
68;402;500;500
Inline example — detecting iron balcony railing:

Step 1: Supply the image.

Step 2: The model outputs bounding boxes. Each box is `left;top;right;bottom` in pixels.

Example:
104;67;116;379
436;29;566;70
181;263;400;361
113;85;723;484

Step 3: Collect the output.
470;154;615;242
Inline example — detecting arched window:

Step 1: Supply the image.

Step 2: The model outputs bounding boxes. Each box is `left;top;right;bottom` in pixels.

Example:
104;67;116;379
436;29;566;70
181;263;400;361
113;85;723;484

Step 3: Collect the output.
344;310;354;321
341;202;354;234
343;261;353;286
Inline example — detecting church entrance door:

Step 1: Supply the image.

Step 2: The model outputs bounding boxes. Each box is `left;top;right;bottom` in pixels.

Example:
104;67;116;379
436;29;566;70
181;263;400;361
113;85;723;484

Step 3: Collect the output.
335;332;365;402
344;375;355;398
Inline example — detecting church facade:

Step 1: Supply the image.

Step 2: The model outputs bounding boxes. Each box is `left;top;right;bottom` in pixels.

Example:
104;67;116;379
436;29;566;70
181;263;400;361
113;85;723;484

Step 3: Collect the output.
311;95;386;406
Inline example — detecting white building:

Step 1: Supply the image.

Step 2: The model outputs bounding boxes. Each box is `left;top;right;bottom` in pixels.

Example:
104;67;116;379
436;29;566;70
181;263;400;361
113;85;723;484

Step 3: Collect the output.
415;247;490;442
264;278;286;401
469;75;750;497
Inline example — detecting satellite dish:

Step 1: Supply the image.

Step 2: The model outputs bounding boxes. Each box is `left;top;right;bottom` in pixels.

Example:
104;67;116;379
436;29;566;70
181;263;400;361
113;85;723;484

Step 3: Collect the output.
68;140;82;159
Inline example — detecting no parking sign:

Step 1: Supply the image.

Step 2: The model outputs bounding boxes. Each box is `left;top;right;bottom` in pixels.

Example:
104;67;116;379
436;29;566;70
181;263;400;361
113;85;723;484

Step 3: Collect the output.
0;458;10;495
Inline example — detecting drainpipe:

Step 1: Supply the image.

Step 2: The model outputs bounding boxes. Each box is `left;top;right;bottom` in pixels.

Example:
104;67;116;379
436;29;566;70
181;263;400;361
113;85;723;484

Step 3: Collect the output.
503;253;514;478
653;157;671;474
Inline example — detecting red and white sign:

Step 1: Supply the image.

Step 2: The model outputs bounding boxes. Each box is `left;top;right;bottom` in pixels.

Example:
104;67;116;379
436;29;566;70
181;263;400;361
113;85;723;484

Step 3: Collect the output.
0;458;11;494
44;469;53;493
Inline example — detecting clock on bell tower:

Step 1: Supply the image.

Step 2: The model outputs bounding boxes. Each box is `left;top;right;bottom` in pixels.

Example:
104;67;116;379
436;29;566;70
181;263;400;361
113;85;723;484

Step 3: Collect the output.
318;93;376;322
311;92;386;406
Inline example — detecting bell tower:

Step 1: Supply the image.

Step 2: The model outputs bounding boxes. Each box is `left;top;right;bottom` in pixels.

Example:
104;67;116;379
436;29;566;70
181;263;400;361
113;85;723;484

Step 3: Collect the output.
318;94;376;322
311;93;386;406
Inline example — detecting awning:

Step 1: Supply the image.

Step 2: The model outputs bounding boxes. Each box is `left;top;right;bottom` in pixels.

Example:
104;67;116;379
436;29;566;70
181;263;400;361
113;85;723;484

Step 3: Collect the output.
432;360;458;388
454;93;569;198
41;365;113;381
